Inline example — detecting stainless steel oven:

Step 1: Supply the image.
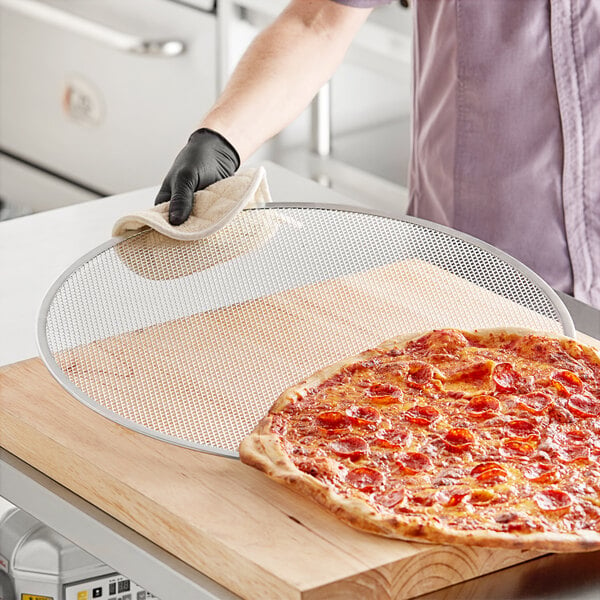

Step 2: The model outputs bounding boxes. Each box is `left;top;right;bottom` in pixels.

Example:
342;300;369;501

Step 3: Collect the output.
0;505;158;600
0;0;217;214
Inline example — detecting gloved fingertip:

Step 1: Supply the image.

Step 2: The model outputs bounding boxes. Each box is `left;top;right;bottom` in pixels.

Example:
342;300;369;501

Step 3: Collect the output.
168;203;191;226
168;213;185;226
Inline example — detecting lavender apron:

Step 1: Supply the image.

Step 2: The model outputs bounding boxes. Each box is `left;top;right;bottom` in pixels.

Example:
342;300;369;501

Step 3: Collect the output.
334;0;600;307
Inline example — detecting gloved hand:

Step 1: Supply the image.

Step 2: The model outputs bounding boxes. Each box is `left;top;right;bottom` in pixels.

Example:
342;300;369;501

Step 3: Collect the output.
154;128;240;225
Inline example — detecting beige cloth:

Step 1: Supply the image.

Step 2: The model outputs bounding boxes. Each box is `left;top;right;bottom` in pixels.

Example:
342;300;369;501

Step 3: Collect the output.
112;167;271;240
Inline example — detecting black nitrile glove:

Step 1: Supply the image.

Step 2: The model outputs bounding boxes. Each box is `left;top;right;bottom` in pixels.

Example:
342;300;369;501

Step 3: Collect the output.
155;128;240;225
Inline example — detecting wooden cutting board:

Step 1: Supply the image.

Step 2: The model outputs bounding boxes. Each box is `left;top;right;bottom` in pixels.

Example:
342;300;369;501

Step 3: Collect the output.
0;359;543;599
1;260;594;600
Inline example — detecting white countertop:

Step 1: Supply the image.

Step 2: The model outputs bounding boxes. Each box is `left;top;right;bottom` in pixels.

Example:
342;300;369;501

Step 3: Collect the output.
0;184;155;366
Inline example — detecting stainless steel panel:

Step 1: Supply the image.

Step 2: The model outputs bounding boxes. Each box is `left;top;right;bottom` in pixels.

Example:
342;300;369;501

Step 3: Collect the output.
0;0;217;194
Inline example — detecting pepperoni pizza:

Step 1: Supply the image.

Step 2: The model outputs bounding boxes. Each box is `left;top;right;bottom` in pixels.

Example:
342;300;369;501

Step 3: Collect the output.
239;328;600;551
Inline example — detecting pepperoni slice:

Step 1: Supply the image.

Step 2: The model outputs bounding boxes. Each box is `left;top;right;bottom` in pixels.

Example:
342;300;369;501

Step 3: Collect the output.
470;462;502;477
397;452;432;474
466;394;500;419
373;488;405;509
330;436;369;460
369;394;402;405
369;382;402;398
523;463;558;484
346;405;381;428
567;394;600;418
471;462;508;484
506;419;537;437
346;467;385;492
492;362;523;392
475;466;508;485
468;394;500;412
444;428;475;452
375;428;413;449
517;391;553;414
407;362;436;388
404;405;440;426
535;489;572;512
316;411;350;429
501;438;536;456
551;370;583;396
471;462;508;485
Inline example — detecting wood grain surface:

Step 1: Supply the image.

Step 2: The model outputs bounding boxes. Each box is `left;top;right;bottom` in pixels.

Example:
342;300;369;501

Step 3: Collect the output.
1;260;595;599
0;358;543;600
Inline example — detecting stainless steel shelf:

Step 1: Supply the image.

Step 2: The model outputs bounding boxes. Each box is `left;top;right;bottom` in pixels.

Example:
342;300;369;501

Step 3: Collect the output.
0;449;239;600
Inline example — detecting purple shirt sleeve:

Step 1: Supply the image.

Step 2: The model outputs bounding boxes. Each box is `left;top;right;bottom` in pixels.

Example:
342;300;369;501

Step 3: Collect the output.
329;0;394;7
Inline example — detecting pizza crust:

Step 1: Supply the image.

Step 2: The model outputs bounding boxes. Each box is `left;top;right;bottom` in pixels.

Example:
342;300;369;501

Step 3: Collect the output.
240;421;600;552
239;328;600;552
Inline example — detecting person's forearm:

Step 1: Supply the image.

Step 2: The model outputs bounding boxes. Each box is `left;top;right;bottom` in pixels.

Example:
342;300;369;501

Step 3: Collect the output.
201;0;372;161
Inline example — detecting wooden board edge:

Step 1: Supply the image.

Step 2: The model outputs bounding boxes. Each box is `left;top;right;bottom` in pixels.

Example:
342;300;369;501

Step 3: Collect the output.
302;545;542;600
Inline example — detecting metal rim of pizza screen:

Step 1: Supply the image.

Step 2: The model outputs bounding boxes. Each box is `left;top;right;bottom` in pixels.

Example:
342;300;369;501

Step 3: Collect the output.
37;204;575;459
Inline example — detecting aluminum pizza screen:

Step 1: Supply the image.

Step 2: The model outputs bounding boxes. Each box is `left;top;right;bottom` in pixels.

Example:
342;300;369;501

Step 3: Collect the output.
39;206;574;457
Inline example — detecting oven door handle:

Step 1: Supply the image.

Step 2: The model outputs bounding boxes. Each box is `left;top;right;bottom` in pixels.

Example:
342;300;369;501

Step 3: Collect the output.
0;0;186;57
